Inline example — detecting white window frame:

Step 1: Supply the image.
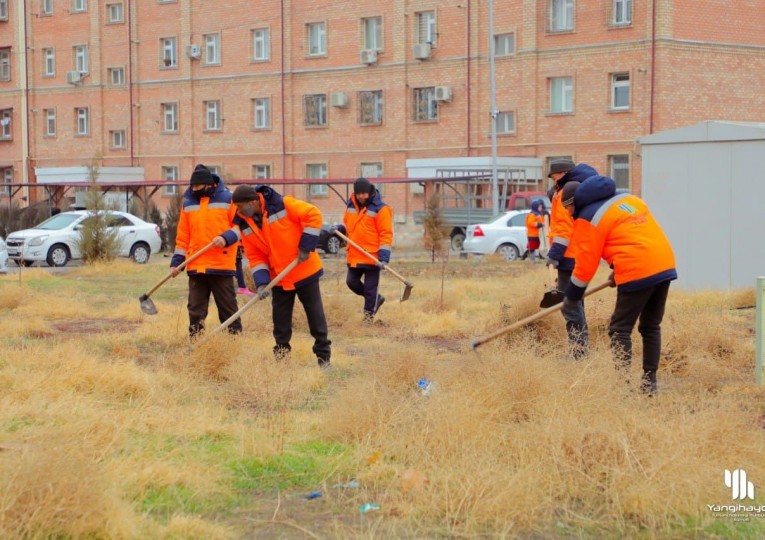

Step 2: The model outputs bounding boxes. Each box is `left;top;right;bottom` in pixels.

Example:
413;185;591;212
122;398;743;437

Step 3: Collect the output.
43;48;55;76
252;28;270;61
550;0;574;32
362;16;383;51
495;111;515;134
110;129;126;148
358;90;383;125
75;107;89;136
0;49;9;82
74;45;88;74
162;102;178;132
205;100;221;131
416;11;436;45
1;167;12;196
203;33;220;65
549;76;573;113
303;94;327;127
306;163;328;196
72;0;86;13
108;67;124;86
42;0;54;16
106;3;124;23
44;108;56;136
252;164;271;179
609;154;630;190
162;166;178;195
494;33;515;56
253;97;270;129
610;72;630;110
161;37;177;68
413;87;438;121
307;22;326;56
613;0;632;25
0;109;11;140
360;162;383;195
0;0;8;21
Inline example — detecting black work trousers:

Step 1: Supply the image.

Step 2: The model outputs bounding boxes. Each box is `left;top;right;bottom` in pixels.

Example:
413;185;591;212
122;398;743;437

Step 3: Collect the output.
188;273;242;337
271;280;331;361
346;266;381;314
608;280;671;373
557;268;589;357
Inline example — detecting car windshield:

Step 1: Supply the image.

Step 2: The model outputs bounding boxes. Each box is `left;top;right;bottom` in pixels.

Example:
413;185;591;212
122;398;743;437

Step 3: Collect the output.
33;213;82;230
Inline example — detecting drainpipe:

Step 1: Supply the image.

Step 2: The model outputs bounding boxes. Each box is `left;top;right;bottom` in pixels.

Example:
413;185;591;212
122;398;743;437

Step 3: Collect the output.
280;0;287;179
465;0;471;156
20;0;31;200
127;0;135;165
649;0;656;134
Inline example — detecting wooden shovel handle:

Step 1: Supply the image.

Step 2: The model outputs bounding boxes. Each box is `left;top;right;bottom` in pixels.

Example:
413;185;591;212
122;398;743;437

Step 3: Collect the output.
548;264;558;289
334;230;412;286
142;240;217;299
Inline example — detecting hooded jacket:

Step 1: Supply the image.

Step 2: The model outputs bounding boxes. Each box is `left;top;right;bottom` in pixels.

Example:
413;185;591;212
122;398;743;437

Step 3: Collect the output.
232;185;323;291
547;164;599;270
525;200;545;238
342;189;393;267
170;177;238;275
564;175;677;301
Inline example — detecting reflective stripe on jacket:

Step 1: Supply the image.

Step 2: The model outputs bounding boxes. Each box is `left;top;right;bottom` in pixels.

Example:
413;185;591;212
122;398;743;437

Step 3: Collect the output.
342;190;393;268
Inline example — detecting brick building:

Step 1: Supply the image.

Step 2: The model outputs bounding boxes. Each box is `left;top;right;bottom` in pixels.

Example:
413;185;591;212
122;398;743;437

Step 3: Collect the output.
1;0;764;226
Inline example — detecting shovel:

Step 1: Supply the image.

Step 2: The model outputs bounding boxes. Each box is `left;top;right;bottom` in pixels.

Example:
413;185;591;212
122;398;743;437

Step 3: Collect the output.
334;230;414;302
540;264;565;308
471;280;611;351
192;258;299;349
138;241;216;315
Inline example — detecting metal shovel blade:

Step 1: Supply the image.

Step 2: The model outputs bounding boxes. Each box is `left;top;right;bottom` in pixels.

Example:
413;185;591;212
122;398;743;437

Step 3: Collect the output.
400;283;414;302
539;288;564;309
139;294;158;315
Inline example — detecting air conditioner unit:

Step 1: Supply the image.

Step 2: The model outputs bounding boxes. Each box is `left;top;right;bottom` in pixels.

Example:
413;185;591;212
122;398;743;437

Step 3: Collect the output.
66;71;81;84
413;42;432;60
187;44;201;59
360;49;378;65
330;92;349;108
435;85;453;102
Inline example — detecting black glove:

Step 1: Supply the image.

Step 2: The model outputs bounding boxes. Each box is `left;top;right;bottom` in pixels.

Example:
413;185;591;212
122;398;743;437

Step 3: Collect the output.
562;296;577;311
546;256;559;269
298;249;310;263
256;285;271;300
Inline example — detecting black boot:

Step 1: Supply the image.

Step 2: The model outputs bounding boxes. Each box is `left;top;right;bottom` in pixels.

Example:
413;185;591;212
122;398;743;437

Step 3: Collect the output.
373;295;385;315
640;370;657;396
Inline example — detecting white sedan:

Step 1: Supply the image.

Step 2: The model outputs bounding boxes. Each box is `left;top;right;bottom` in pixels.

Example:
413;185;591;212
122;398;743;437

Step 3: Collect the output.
0;235;8;273
6;210;162;267
461;210;531;261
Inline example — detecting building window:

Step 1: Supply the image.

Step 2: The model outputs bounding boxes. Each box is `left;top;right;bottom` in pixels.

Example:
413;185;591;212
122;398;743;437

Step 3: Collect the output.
360;162;383;194
613;0;632;25
549;76;573;113
161;37;177;68
307;22;326;56
108;67;124;86
162;102;178;132
410;181;425;195
44;108;56;136
203;33;220;65
253;97;270;129
303;94;327;127
110;130;126;148
306;163;327;196
494;33;515;56
252;28;270;61
358;90;383;125
205;100;221;131
106;3;123;23
75;107;89;136
1;167;12;196
0;109;11;140
43;48;55;76
74;45;88;73
611;72;630;110
162;165;178;195
362;17;382;51
0;0;7;21
413;87;437;121
252;164;271;179
416;11;436;45
609;155;630;190
42;0;54;16
0;49;9;82
72;0;86;13
550;0;574;32
495;111;515;134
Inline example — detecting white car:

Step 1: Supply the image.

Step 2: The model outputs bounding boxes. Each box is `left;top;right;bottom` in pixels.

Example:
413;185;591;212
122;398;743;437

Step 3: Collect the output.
461;210;530;261
6;210;162;267
0;235;8;273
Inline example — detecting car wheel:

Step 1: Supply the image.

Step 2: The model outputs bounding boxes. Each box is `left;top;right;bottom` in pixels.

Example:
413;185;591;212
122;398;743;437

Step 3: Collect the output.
130;242;151;264
496;243;520;262
46;244;70;267
326;236;341;255
451;233;465;252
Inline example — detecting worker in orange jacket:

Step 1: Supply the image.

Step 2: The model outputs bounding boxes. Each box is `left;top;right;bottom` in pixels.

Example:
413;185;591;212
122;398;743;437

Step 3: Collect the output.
170;164;242;339
546;160;598;359
330;178;394;324
524;199;545;261
231;184;331;369
561;175;677;395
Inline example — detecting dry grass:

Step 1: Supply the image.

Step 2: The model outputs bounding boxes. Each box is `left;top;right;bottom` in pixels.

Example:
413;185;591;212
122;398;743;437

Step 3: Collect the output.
0;258;764;538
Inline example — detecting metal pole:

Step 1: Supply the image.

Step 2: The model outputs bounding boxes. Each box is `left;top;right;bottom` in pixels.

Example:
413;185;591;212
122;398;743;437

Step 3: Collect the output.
756;276;765;385
488;0;499;216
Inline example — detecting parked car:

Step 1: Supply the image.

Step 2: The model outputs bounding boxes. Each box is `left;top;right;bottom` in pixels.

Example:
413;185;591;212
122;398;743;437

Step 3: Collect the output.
461;210;530;261
6;210;162;267
0;235;8;273
317;224;347;255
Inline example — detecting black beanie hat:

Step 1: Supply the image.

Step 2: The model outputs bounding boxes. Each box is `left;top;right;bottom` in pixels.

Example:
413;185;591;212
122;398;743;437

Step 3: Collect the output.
560;181;580;208
353;177;374;195
190;164;213;185
232;184;259;203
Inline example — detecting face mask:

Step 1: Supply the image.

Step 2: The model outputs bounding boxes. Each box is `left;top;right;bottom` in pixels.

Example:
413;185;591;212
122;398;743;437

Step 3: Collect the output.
192;187;214;200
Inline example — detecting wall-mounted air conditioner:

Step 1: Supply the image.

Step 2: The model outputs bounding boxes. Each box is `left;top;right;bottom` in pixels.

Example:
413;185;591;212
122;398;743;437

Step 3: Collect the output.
413;43;432;59
360;49;378;65
330;92;349;108
66;71;81;84
435;85;453;102
187;44;201;59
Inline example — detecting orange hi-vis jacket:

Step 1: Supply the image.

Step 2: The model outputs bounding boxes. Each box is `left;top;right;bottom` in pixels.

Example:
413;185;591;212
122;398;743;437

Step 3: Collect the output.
171;181;239;275
525;211;544;238
342;191;393;267
566;175;677;301
233;186;324;291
